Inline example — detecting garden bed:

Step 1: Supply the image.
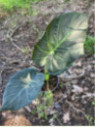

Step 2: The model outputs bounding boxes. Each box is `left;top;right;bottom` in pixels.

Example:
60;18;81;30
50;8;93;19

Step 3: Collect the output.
0;0;94;126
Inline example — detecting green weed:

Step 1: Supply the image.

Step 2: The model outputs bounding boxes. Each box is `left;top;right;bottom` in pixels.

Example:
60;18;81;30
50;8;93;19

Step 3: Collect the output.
92;101;95;106
0;0;28;11
84;36;95;55
64;0;73;4
85;115;94;125
21;47;30;54
35;91;53;120
0;0;43;12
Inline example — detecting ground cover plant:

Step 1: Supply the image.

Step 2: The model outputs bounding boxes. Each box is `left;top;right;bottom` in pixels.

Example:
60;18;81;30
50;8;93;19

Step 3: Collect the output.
0;0;29;11
84;36;95;55
0;0;43;11
0;12;89;111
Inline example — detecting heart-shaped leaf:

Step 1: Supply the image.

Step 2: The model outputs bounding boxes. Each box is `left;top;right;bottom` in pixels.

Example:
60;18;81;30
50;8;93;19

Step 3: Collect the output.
32;12;88;75
0;68;45;111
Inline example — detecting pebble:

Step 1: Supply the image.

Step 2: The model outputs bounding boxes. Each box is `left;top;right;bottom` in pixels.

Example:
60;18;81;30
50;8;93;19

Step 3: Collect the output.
72;85;83;93
83;87;89;92
71;80;78;84
90;73;95;78
50;110;56;115
87;65;92;71
54;102;61;109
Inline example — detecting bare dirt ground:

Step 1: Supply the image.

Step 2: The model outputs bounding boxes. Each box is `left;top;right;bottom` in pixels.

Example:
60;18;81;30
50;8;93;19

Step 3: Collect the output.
0;0;95;126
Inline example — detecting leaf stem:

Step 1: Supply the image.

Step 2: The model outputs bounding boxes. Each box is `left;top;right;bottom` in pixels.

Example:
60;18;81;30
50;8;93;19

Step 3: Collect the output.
46;80;49;91
44;67;50;90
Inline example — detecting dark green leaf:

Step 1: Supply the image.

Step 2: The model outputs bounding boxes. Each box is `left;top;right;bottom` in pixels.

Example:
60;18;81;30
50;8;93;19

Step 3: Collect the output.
32;12;88;75
0;67;45;111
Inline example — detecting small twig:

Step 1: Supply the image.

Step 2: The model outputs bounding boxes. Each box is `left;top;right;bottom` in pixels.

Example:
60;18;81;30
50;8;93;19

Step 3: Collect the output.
1;21;29;42
55;116;63;126
59;71;85;82
12;43;23;52
24;106;32;113
0;63;6;85
0;64;17;85
10;25;22;38
66;100;85;116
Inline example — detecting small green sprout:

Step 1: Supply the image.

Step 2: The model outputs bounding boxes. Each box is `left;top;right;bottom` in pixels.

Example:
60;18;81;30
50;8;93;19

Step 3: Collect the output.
84;36;95;55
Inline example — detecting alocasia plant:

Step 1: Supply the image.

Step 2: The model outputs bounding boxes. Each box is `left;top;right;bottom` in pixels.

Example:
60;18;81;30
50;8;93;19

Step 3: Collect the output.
0;68;45;110
0;12;88;111
32;12;88;75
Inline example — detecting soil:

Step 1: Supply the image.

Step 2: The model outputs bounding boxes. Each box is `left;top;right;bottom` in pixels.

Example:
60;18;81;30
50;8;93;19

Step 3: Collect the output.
42;76;59;92
0;0;95;126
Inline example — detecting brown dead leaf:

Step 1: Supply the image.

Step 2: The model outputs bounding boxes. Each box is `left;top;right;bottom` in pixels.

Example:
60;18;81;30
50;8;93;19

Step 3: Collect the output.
4;115;31;126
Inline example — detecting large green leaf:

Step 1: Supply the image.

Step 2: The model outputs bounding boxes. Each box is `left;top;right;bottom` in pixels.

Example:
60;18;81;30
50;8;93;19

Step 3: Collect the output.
0;68;45;111
32;12;88;75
